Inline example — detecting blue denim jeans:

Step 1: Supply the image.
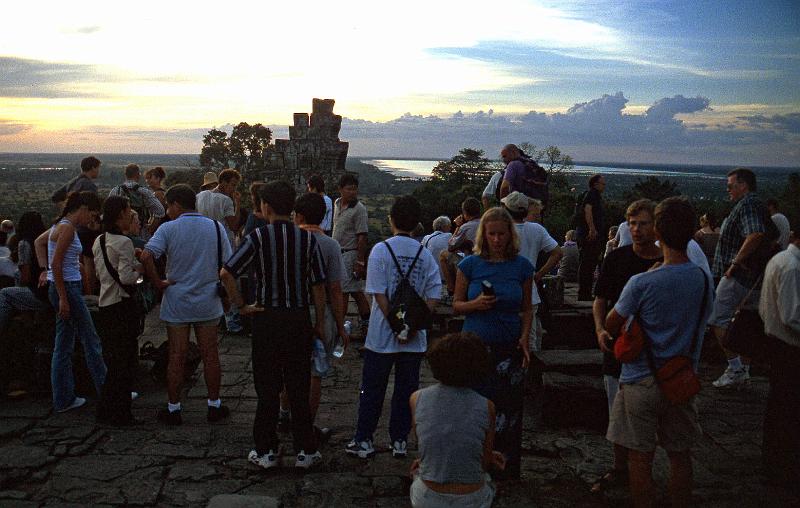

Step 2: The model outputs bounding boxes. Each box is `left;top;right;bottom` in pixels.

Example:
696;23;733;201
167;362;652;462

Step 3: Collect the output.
48;281;106;410
354;349;423;443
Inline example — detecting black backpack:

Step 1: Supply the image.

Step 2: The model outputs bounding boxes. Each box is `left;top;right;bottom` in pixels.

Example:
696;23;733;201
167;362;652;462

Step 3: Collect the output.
51;174;89;203
384;241;433;337
496;158;548;204
572;191;589;228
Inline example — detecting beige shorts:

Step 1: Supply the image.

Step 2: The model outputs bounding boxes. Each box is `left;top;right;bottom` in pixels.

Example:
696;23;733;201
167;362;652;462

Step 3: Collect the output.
606;376;701;453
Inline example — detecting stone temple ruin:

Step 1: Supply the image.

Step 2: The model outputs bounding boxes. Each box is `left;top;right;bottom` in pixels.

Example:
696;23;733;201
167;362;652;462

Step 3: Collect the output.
258;98;349;189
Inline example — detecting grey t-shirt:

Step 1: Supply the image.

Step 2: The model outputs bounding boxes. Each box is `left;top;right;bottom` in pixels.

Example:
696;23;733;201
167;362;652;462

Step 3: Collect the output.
60;174;98;195
312;231;344;285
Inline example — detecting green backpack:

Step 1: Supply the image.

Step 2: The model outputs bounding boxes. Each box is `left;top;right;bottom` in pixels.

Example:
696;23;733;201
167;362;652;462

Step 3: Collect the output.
120;184;150;226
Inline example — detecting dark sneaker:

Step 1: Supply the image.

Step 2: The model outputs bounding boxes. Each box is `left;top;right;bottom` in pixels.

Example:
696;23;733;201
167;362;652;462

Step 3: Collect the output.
295;450;322;469
157;408;182;426
248;449;279;469
207;405;230;422
345;439;375;459
392;439;408;458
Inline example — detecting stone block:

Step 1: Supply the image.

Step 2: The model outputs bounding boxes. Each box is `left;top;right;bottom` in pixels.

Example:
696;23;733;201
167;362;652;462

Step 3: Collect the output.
293;113;309;128
0;445;48;469
289;126;308;140
312;98;335;118
207;494;280;508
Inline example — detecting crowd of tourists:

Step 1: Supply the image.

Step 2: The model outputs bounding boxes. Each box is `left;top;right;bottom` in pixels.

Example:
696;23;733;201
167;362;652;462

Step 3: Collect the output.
0;148;797;506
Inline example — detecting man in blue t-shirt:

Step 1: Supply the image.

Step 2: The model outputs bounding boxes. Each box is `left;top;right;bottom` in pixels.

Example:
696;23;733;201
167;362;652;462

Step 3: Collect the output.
604;197;713;508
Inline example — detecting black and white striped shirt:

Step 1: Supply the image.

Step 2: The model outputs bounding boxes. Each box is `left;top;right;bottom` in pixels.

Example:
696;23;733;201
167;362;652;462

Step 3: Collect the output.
224;220;326;308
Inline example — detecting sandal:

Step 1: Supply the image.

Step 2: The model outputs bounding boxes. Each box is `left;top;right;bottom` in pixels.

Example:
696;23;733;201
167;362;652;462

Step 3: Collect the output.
590;468;628;494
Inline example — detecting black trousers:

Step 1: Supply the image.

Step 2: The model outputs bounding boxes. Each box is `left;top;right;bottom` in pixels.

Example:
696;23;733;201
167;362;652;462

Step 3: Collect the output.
251;308;315;455
577;238;602;299
97;299;140;421
763;339;800;489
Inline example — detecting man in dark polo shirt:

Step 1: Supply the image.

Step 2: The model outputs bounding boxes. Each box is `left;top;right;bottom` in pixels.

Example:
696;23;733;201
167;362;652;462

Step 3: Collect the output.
590;198;662;494
220;180;327;470
577;174;606;300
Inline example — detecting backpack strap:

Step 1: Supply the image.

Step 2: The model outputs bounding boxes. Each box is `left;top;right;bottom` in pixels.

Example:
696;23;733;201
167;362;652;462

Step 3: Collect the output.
383;240;424;281
423;231;442;248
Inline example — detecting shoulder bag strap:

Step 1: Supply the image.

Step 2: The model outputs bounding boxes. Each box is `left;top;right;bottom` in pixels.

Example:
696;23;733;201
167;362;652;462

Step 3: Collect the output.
212;219;222;271
99;234;127;291
643;267;710;376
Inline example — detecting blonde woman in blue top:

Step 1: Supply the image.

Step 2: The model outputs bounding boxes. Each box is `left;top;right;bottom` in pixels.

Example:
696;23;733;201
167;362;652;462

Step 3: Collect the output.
453;207;533;481
37;191;106;413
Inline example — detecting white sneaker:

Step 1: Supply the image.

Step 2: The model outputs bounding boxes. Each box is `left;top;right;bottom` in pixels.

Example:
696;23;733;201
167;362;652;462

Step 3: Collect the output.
131;391;139;401
248;449;278;469
712;367;750;388
391;440;408;458
295;450;322;469
345;439;375;459
57;397;86;413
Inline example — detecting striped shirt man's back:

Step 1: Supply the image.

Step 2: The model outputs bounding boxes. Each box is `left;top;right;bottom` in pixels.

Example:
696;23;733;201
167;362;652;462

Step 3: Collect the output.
223;220;326;308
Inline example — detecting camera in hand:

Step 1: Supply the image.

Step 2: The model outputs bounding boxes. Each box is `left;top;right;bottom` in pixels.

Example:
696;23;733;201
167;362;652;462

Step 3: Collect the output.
481;280;494;296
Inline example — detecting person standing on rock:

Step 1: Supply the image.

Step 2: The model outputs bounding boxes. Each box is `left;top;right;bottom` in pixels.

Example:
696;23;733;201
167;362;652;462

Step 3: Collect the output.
220;181;328;470
453;207;534;480
605;197;713;508
140;184;232;426
332;173;371;338
590;199;662;495
346;195;441;460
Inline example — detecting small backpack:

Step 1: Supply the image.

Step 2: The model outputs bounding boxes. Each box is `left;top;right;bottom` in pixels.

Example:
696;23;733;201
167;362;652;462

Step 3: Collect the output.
496;158;548;203
384;241;433;337
572;190;589;228
119;184;150;226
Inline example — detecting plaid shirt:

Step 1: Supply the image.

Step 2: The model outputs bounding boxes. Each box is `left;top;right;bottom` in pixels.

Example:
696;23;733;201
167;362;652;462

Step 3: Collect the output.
713;192;767;287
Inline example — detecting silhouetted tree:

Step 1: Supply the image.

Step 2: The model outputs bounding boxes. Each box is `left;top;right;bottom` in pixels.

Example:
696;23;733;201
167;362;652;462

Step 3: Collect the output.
624;176;680;203
199;123;272;175
430;148;498;188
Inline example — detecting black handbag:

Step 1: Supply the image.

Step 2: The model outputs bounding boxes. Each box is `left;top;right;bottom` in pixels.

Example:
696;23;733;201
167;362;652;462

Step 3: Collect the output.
721;275;779;363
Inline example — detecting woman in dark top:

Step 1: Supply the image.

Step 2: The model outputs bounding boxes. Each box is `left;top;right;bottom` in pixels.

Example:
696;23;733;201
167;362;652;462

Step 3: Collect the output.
453;207;533;480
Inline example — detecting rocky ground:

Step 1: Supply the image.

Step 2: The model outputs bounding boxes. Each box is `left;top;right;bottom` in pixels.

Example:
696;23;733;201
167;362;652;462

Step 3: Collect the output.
0;309;796;507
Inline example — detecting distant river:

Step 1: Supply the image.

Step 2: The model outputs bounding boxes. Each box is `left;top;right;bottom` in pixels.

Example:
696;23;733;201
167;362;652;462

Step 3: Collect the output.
364;159;727;181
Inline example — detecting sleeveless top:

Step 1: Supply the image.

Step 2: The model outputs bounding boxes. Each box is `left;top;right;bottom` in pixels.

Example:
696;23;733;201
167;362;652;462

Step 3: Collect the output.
415;384;489;484
47;219;83;282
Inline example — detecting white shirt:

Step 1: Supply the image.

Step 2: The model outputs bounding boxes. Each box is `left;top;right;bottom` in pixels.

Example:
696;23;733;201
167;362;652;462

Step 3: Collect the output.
759;243;800;347
515;221;558;305
321;194;334;232
615;221;633;248
482;171;503;198
421;231;452;280
771;213;790;250
196;190;236;247
654;239;712;280
365;235;442;354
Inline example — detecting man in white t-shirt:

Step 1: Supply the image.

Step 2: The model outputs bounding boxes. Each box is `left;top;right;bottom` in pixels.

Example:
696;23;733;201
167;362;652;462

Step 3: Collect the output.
481;170;503;210
346;196;441;460
614;220;633;248
420;216;452;290
196;168;242;333
501;192;563;352
307;174;334;235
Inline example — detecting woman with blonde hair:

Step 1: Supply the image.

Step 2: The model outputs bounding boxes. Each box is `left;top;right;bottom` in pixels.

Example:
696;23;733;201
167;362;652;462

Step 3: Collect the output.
453;207;534;480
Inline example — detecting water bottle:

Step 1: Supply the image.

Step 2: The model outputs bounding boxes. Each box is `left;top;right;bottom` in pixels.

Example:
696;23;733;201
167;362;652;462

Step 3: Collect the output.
312;337;329;374
333;321;352;358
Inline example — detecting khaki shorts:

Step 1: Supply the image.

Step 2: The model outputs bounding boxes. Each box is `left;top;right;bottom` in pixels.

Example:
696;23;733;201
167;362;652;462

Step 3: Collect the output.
341;250;365;293
606;376;701;453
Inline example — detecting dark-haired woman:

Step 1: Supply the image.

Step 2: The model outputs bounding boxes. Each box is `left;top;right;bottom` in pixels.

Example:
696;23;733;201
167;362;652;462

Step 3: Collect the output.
35;191;106;412
0;211;48;396
409;332;504;507
93;196;143;425
453;207;533;481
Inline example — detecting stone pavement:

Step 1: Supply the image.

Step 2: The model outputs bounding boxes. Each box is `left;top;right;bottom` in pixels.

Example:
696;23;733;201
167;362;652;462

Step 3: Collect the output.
0;311;797;507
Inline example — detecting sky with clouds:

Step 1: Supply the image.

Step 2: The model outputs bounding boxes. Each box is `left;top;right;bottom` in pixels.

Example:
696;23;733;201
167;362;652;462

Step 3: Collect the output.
0;0;798;165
